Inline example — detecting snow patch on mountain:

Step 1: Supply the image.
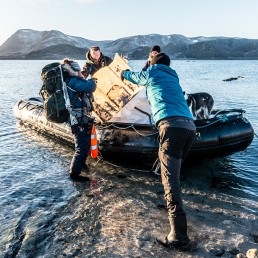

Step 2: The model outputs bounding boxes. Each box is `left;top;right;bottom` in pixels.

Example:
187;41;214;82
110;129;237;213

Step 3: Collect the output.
1;29;258;60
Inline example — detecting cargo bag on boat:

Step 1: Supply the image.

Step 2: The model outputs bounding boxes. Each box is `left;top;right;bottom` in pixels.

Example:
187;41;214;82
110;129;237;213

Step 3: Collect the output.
40;62;69;123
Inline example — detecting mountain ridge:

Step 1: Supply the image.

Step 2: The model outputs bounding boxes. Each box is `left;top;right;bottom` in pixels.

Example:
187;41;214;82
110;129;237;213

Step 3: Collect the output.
0;29;258;60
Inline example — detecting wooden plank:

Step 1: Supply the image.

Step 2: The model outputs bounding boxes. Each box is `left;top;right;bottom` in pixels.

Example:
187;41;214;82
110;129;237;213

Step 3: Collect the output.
92;53;140;122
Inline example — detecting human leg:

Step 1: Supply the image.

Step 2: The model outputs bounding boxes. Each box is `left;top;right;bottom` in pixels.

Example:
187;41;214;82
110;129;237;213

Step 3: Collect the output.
70;130;91;179
158;125;193;246
159;146;189;245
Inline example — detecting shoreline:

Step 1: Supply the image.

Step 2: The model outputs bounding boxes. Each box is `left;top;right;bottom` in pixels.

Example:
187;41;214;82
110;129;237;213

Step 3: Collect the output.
16;158;257;257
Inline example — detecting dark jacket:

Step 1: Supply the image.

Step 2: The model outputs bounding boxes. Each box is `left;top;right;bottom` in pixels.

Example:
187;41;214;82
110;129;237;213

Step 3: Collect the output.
142;53;154;71
81;51;113;78
64;76;96;110
142;60;150;71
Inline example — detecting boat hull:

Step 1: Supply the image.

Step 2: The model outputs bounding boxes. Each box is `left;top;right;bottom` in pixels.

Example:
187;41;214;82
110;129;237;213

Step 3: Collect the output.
14;99;254;162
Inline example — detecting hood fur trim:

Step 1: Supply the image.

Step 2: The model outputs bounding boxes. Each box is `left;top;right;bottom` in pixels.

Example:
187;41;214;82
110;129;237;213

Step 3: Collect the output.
61;64;79;77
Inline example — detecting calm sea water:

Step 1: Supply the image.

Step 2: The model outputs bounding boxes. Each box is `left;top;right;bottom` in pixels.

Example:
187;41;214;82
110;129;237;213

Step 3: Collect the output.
0;60;257;257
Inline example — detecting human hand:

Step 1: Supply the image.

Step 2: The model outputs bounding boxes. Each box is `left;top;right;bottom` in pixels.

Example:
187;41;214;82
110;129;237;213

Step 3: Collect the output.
120;69;130;81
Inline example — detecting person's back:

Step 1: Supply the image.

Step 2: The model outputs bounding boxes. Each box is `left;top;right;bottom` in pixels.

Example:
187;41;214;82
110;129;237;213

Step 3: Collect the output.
82;46;113;78
123;54;192;125
144;64;192;124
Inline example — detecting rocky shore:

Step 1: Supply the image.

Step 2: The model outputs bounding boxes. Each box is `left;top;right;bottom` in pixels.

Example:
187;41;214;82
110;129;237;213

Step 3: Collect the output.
17;157;257;257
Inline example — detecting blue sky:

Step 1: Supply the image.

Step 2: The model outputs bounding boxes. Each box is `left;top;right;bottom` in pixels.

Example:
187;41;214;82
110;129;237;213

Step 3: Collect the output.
1;0;258;46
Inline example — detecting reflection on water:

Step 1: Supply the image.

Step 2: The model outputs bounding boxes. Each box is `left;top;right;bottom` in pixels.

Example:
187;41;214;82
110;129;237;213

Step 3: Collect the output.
0;60;257;256
184;157;258;203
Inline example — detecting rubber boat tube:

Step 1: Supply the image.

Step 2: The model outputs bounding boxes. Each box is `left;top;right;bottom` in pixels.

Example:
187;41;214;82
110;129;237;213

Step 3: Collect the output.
13;98;254;162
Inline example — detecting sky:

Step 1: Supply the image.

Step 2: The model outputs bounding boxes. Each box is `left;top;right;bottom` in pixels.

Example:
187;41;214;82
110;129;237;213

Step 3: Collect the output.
1;0;258;46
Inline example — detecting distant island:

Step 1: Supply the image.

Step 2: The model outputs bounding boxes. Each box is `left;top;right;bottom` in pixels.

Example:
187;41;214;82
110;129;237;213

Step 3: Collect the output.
0;29;258;60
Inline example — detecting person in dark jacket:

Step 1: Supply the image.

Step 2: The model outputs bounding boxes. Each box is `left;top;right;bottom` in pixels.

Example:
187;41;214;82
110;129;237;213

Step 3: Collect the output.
81;46;113;78
61;58;96;181
142;45;161;71
121;53;196;249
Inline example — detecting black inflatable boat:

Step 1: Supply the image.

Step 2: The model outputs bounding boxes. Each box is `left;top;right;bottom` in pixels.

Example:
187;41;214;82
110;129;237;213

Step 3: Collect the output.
14;98;254;162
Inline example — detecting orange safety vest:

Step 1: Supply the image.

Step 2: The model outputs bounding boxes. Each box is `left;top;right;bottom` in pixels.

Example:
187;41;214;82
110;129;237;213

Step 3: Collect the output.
90;125;98;158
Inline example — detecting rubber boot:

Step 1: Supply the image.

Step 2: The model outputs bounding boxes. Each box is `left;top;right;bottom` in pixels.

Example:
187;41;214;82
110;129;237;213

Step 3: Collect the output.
167;212;189;246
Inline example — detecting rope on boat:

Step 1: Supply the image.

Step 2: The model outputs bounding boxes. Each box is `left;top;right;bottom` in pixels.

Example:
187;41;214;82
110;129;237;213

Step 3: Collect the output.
18;100;42;111
18;101;30;110
195;109;244;129
195;118;221;129
131;125;158;137
97;122;158;137
98;117;227;135
254;133;258;138
212;108;245;117
97;109;242;133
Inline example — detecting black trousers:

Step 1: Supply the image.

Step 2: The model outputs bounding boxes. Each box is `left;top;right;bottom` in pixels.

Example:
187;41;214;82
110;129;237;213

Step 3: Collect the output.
70;129;91;175
158;122;195;217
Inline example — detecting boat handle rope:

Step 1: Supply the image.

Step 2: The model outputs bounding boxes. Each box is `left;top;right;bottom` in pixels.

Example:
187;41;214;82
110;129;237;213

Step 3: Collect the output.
26;104;41;111
18;100;41;111
195;116;227;129
98;123;133;130
130;125;158;137
98;108;243;132
18;100;29;110
213;108;244;118
97;123;158;137
98;117;230;135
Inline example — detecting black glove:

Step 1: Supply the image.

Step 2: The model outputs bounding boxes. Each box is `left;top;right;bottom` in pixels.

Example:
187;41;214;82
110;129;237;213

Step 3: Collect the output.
92;77;98;84
120;69;130;81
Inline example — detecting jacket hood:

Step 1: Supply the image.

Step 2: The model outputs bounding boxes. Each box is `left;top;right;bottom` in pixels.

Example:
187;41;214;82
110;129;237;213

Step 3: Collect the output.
62;63;80;77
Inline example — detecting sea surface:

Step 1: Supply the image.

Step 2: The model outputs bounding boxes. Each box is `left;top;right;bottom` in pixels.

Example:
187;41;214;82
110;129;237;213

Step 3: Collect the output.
0;60;257;257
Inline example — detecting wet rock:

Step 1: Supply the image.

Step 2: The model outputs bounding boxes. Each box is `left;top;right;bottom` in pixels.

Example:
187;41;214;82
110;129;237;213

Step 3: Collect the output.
86;194;95;198
156;189;164;195
246;249;258;258
251;230;258;243
210;248;225;256
229;247;240;255
157;204;166;210
136;229;150;241
222;220;232;225
236;253;246;258
116;174;127;179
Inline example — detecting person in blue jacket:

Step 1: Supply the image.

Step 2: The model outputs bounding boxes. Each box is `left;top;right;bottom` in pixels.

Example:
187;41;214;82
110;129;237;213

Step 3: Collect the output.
61;58;96;181
121;53;196;248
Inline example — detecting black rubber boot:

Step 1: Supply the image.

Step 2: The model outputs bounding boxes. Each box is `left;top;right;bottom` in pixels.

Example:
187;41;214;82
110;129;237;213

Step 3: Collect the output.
70;173;89;182
167;212;189;245
156;212;189;249
156;236;189;249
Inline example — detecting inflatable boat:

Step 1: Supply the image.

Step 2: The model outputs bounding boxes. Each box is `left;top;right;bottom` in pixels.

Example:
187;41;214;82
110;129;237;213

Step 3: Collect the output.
14;98;254;163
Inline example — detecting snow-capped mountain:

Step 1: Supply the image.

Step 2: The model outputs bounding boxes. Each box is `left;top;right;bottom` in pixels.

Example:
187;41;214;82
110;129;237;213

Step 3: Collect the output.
0;29;258;60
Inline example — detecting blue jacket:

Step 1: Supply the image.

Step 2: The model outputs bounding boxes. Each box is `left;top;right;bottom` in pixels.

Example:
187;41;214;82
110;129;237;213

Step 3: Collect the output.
123;64;193;125
65;76;96;109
